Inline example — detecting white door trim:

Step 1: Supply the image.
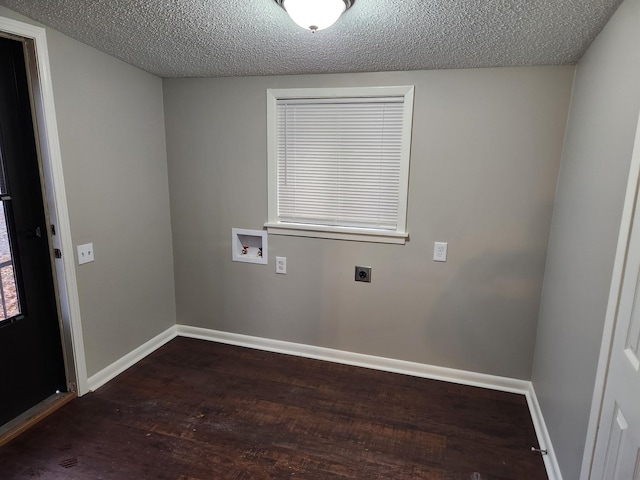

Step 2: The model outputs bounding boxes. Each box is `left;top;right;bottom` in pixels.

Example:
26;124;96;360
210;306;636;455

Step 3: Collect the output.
0;16;88;395
580;110;640;478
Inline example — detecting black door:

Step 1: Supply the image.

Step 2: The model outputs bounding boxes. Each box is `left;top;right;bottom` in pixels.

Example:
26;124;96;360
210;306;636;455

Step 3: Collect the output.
0;35;67;426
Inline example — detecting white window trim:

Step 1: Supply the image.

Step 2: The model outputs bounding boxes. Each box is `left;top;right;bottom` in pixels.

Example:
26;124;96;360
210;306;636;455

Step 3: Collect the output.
265;86;414;244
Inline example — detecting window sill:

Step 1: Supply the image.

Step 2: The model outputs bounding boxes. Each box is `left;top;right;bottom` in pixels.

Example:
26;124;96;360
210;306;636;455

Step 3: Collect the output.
264;223;408;244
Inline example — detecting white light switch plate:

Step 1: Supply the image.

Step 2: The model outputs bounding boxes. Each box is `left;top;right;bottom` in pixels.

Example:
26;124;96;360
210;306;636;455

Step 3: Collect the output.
77;243;94;265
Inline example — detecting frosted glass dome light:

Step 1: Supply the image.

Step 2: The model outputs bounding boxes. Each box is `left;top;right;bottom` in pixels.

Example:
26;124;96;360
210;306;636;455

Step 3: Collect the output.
276;0;353;32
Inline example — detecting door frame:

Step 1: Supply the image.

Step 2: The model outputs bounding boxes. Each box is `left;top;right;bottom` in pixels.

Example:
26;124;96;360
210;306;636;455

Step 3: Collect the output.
580;110;640;478
0;16;87;396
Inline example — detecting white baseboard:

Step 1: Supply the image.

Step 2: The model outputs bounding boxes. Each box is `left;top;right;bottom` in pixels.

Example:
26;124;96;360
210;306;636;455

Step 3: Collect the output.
177;325;561;479
176;325;529;393
86;323;561;480
526;384;563;480
87;325;177;392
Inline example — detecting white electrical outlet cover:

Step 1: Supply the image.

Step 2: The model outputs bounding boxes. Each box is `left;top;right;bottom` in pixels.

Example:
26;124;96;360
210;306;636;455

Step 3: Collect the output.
434;242;447;262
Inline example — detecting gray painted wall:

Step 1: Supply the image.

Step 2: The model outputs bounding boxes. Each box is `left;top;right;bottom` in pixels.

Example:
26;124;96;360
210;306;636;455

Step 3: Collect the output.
164;67;573;380
0;7;177;377
531;0;640;477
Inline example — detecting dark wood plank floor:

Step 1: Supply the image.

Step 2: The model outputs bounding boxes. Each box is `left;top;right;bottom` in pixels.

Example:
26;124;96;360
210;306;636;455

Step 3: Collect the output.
0;337;548;479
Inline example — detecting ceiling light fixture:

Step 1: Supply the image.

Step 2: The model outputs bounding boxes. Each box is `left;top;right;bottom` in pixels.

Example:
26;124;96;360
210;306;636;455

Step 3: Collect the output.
275;0;353;33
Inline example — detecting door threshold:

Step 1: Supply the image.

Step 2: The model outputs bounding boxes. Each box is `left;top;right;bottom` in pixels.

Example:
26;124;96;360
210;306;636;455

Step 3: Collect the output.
0;391;76;447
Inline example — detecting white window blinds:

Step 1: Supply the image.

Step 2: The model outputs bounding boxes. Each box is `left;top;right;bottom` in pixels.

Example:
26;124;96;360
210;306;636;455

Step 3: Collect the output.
267;86;413;244
276;97;404;231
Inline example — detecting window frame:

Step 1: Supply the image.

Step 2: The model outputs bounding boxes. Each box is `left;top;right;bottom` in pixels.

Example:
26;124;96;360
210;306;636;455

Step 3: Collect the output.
265;86;414;244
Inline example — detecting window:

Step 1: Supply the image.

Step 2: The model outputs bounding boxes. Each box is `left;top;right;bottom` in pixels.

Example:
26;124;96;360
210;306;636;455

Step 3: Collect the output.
265;86;414;244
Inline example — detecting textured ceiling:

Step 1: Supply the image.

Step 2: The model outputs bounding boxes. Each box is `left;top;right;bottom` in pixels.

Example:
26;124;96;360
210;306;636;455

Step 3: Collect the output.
0;0;624;78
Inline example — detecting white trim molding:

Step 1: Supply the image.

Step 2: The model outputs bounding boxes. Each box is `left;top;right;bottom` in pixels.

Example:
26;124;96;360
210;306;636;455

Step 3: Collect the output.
0;16;88;395
87;326;178;392
85;323;563;479
526;384;564;480
177;324;529;393
581;111;640;479
178;325;561;478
